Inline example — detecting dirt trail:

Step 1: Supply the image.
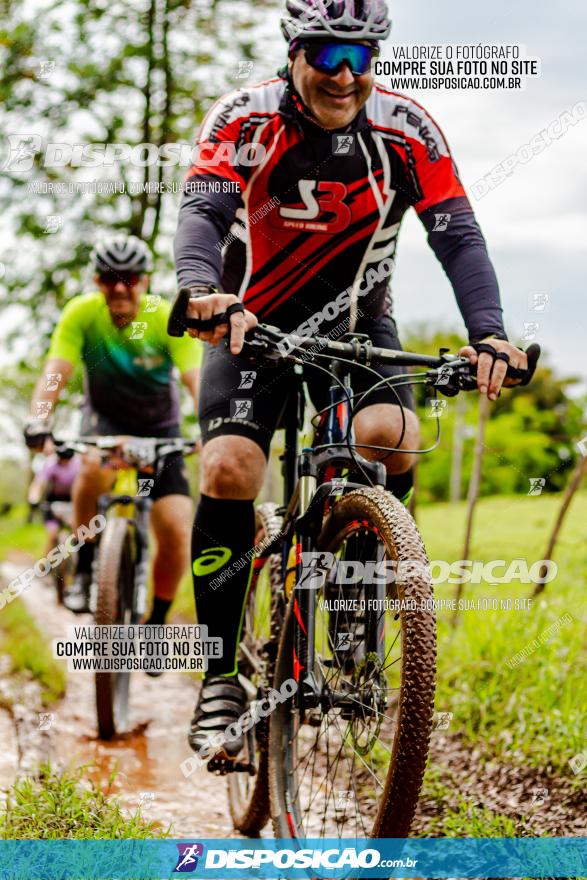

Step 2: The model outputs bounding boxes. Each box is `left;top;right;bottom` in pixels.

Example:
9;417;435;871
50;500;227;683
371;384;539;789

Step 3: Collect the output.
414;730;586;837
0;561;246;837
0;561;583;842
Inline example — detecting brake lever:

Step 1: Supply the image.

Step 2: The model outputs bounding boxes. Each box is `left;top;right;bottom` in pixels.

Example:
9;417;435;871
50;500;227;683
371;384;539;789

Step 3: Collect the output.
433;343;541;397
428;356;475;397
238;324;288;367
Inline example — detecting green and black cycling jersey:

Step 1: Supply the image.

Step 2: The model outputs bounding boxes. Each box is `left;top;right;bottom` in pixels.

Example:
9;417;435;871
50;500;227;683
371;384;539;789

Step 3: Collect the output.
48;292;202;431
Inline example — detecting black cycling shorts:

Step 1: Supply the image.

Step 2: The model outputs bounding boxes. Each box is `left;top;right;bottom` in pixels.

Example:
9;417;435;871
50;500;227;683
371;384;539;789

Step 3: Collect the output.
80;410;191;501
199;314;415;457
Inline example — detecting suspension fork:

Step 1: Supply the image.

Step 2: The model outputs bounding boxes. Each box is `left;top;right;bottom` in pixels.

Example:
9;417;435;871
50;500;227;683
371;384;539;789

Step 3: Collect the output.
365;534;386;659
294;450;318;711
293;368;356;711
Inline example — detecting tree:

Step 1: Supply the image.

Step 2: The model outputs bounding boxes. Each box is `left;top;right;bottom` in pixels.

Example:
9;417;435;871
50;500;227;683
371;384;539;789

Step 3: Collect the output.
0;0;281;361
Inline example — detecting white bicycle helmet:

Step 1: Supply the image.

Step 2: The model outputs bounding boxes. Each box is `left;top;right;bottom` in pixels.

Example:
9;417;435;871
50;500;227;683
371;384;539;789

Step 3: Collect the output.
281;0;391;43
91;234;152;274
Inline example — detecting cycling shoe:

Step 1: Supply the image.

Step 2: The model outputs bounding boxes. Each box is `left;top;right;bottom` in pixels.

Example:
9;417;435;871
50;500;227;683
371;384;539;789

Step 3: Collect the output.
63;573;91;614
188;674;247;761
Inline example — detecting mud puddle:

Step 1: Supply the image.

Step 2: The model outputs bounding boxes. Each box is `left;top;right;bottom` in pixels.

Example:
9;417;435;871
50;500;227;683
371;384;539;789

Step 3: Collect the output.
0;561;255;837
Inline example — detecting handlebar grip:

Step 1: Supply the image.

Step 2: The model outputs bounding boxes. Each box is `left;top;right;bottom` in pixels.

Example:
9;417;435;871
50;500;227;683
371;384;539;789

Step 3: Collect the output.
506;343;541;386
167;288;230;337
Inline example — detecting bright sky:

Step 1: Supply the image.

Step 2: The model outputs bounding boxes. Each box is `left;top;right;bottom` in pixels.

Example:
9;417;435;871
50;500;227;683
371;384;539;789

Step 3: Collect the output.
384;0;587;387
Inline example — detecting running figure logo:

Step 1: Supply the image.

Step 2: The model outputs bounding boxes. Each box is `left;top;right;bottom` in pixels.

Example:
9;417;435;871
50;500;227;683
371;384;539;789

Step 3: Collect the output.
332;134;355;155
528;477;546;496
45;372;62;391
335;632;353;652
231;399;252;419
174;843;204;873
137;479;154;497
2;134;42;171
432;213;451;231
130;322;148;340
238;370;256;389
298;552;334;590
522;321;539;341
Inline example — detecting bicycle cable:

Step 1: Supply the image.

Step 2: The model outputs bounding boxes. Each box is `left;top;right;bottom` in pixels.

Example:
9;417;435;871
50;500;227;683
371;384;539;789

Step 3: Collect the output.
299;351;442;456
288;349;442;488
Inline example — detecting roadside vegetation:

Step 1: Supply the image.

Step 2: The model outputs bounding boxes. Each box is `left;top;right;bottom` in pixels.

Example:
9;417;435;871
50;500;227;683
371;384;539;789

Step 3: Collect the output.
0;763;165;839
420;491;587;779
0;507;65;705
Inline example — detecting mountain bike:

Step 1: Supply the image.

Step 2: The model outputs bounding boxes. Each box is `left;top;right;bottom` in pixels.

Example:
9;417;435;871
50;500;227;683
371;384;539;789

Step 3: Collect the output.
169;297;540;847
54;435;197;739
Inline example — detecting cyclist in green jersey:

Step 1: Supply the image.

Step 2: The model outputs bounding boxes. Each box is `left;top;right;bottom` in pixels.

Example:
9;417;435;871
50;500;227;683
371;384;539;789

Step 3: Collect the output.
25;236;202;624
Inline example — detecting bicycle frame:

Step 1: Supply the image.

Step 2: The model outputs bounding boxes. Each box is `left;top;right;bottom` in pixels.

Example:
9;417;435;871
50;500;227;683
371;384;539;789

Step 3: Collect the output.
278;356;388;715
96;468;151;622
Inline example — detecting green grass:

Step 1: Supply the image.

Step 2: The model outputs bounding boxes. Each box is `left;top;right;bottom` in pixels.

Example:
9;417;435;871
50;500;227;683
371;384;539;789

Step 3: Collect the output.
3;490;586;781
172;490;587;776
0;763;166;839
0;509;65;705
0;506;44;561
0;599;66;706
418;491;587;777
418;766;526;837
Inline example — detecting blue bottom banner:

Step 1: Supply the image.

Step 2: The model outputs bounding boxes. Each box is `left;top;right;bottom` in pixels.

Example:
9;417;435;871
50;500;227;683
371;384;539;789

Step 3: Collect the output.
0;837;585;879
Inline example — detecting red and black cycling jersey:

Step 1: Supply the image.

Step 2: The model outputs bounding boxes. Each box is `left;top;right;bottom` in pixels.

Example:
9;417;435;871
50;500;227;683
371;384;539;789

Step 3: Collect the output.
175;72;507;343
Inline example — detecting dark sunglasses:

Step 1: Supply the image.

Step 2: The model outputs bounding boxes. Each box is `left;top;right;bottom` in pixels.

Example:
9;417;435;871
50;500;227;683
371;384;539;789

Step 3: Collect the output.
302;41;378;76
98;272;141;287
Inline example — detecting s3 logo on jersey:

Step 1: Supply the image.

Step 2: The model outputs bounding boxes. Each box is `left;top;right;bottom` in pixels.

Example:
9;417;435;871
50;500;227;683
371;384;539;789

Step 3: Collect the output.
272;179;351;233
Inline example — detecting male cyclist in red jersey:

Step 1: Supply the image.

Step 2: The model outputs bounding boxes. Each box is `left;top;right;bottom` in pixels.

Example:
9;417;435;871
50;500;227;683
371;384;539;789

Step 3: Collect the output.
173;0;529;761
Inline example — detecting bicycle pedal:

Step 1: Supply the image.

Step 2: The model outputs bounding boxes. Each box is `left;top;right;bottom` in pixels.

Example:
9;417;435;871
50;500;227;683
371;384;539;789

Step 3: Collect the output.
206;756;255;776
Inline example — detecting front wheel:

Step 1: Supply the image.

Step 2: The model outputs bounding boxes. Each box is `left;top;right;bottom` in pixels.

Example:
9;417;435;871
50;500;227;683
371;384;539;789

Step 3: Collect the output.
228;502;284;835
269;487;436;842
94;517;136;739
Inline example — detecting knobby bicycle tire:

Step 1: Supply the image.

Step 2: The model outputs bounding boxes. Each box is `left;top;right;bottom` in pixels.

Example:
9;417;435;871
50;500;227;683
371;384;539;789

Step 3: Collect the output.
94;516;135;740
228;502;285;835
269;487;436;845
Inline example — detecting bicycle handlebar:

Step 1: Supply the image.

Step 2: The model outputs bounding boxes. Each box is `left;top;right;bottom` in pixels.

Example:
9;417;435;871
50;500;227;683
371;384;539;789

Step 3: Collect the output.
167;291;540;391
52;435;199;468
239;324;541;394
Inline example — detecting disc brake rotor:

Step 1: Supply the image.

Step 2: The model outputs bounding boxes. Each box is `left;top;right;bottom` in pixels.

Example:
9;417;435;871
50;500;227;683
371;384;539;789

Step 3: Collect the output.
345;652;385;757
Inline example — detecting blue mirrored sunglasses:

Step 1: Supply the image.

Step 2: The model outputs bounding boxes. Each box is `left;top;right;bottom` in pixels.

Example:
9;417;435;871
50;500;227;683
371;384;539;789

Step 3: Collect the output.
303;41;377;76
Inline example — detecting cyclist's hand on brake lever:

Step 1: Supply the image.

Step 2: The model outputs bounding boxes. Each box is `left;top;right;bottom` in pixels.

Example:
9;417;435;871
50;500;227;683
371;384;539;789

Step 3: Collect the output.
459;338;528;401
187;293;257;355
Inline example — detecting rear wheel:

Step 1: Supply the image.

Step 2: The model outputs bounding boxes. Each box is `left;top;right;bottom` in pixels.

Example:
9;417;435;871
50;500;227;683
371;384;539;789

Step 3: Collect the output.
94;517;136;739
228;502;284;835
269;487;436;844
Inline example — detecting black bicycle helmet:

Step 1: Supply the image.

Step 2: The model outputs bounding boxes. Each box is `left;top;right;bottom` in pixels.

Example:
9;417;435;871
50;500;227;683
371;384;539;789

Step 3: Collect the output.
91;234;152;274
281;0;391;43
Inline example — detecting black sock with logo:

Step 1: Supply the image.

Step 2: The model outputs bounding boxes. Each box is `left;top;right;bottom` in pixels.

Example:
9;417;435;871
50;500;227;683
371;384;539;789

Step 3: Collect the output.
191;494;255;677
